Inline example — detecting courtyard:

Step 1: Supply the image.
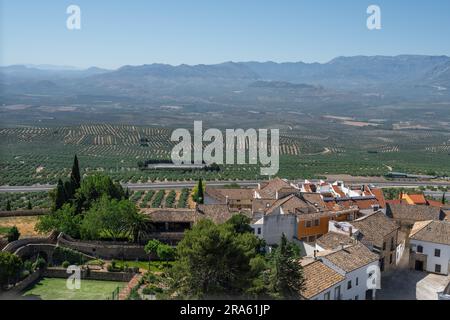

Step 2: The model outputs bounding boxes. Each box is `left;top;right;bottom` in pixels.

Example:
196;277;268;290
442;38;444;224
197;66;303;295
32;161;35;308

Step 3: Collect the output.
377;269;450;300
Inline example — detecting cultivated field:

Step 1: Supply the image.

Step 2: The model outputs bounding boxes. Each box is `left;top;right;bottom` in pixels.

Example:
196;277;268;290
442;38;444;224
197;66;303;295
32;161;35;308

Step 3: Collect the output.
0;122;449;186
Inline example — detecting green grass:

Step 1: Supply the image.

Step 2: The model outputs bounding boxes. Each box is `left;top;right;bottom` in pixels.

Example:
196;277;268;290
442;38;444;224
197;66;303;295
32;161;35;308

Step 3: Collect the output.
115;260;173;272
0;226;11;235
22;278;126;300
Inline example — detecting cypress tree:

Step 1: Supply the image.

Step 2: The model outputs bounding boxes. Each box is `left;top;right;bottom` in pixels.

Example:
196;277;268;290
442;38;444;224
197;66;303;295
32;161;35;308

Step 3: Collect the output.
6;200;11;211
27;200;32;210
70;155;81;190
54;179;67;211
443;192;446;205
197;178;204;204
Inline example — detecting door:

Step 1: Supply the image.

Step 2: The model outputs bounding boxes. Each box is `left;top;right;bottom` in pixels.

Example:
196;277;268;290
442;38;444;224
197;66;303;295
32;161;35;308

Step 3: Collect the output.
365;289;373;300
415;260;424;271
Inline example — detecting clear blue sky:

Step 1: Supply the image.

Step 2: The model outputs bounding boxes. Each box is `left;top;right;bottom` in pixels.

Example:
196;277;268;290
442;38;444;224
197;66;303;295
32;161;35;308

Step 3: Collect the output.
1;0;449;69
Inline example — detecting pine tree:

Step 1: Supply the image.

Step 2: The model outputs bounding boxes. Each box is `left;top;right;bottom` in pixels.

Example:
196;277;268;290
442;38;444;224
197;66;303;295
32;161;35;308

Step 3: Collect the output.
6;200;11;211
268;233;304;299
70;155;81;190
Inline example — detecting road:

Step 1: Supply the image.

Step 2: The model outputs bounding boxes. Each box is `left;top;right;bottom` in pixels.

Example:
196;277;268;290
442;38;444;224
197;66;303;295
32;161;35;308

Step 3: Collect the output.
0;179;450;193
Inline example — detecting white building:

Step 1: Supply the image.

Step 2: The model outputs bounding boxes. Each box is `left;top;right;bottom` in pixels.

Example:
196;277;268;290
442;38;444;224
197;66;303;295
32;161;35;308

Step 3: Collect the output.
409;220;450;275
320;243;380;300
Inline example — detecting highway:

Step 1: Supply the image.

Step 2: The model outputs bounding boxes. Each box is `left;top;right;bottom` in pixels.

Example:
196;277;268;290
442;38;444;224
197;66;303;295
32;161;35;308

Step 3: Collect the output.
0;179;449;193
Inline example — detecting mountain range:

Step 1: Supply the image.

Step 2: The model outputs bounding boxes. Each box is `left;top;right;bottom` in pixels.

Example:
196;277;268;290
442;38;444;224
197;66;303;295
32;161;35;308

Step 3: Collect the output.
1;55;450;103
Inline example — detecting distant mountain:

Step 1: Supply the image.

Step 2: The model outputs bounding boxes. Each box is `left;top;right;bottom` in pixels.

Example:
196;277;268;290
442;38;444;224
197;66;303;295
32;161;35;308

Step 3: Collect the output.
1;55;449;101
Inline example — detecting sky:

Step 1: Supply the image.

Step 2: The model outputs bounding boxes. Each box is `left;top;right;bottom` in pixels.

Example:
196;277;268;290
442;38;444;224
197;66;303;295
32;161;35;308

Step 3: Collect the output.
1;0;450;69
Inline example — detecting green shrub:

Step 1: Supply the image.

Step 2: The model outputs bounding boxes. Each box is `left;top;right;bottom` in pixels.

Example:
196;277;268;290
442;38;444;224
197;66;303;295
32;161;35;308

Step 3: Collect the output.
62;261;70;268
7;226;20;242
142;285;163;295
33;257;47;270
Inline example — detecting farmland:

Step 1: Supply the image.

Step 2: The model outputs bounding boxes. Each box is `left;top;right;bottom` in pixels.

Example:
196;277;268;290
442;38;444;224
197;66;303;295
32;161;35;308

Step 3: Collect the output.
0;122;449;186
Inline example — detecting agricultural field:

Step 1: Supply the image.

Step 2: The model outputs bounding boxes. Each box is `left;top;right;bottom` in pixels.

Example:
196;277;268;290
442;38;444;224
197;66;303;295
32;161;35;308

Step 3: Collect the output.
130;189;192;209
0;192;50;210
0;216;42;238
0;123;449;186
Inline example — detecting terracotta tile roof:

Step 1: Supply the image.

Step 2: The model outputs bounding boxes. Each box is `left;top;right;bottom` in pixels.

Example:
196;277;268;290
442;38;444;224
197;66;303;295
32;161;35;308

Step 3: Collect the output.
143;205;246;225
386;203;444;222
301;260;345;299
257;177;291;199
252;199;276;213
350;211;399;248
196;204;244;224
426;199;444;208
409;220;450;246
386;199;406;205
332;185;346;197
407;194;427;205
265;194;324;215
323;243;379;273
316;232;355;250
205;187;254;202
371;188;386;208
142;209;197;223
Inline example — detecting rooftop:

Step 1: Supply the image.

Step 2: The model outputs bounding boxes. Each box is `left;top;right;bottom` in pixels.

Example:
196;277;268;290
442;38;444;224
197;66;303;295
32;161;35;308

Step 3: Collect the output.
351;211;399;248
316;231;355;251
386;203;444;221
409;220;450;246
323;243;379;273
301;260;345;299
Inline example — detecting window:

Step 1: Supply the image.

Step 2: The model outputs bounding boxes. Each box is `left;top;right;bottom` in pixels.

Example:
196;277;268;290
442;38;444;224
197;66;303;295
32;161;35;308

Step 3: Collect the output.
390;253;393;264
355;295;359;300
300;237;307;242
390;238;394;251
324;291;330;300
314;219;320;227
257;228;261;235
356;277;359;286
435;249;441;257
382;242;386;251
417;245;423;253
347;280;352;290
334;286;341;299
435;264;442;273
305;220;312;228
308;235;316;243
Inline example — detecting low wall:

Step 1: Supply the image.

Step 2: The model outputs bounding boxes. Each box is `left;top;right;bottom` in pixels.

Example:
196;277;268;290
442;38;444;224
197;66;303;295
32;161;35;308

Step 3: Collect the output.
0;270;43;299
44;267;134;282
2;236;55;253
0;209;49;218
57;234;148;260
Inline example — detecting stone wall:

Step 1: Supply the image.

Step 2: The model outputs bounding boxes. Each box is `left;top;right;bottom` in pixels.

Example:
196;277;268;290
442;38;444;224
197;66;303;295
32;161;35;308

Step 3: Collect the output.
44;267;135;282
57;234;148;260
0;209;48;218
0;270;43;299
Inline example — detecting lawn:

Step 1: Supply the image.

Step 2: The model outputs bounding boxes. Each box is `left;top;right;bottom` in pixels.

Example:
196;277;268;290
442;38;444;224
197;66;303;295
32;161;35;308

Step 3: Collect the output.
23;277;125;300
115;260;174;272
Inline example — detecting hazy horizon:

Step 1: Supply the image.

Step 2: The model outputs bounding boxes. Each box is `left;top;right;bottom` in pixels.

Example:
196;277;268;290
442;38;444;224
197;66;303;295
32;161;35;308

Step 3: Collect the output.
2;0;450;69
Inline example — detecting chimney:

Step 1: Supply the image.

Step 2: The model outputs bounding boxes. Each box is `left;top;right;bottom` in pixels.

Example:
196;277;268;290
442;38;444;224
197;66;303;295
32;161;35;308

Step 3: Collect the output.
348;226;353;237
313;250;317;260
